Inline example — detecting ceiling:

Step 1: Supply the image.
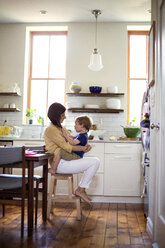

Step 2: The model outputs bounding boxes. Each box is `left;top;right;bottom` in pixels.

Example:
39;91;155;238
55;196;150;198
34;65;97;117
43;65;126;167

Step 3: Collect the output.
0;0;151;23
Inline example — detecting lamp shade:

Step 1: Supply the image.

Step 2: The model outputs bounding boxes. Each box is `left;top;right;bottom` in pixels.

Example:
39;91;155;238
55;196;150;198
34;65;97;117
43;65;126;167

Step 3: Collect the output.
88;53;104;71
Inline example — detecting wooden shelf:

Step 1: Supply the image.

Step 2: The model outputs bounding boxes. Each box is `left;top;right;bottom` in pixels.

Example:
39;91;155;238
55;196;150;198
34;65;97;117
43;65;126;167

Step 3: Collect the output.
0;108;21;112
0;92;21;96
66;93;124;97
67;108;124;113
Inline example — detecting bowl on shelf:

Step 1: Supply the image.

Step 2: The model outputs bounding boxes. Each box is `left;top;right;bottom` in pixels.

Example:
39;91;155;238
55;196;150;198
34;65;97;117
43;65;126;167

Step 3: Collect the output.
107;86;118;93
122;126;141;138
69;82;82;93
89;86;102;94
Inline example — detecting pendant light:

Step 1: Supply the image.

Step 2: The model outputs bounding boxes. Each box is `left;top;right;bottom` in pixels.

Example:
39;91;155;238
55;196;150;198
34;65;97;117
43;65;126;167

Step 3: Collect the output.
88;9;103;71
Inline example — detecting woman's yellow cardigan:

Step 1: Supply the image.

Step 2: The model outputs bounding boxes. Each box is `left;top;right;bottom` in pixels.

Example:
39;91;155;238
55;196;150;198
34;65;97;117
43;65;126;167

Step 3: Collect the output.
44;124;72;164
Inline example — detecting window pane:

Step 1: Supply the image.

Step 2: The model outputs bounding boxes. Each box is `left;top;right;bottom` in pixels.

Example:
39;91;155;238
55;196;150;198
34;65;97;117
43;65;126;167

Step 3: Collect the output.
32;36;49;78
129;80;146;125
31;80;47;118
130;35;147;78
49;35;67;78
48;80;65;108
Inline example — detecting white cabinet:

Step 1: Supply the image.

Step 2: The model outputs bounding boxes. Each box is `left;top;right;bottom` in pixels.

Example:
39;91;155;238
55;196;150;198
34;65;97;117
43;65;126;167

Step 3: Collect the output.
77;143;104;195
104;143;141;196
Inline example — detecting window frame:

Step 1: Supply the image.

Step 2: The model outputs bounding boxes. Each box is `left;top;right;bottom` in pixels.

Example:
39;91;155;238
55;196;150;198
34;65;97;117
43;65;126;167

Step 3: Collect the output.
27;31;67;112
127;30;149;124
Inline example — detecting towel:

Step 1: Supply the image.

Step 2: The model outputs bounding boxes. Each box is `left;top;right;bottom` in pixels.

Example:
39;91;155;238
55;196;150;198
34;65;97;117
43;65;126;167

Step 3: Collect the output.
0;126;10;137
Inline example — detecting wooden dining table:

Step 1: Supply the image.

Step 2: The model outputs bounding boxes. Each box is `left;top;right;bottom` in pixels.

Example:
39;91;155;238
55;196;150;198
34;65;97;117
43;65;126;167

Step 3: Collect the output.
25;152;53;236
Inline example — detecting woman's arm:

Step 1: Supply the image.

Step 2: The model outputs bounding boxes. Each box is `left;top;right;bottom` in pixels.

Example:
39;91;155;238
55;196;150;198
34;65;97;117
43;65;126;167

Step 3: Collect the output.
72;143;91;152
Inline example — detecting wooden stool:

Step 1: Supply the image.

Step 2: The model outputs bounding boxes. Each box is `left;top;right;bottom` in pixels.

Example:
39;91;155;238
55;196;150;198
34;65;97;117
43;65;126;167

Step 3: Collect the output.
47;174;82;220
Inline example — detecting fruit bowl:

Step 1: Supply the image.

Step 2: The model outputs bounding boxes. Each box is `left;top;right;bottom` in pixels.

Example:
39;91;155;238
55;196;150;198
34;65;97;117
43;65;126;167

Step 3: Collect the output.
123;126;141;138
89;86;102;94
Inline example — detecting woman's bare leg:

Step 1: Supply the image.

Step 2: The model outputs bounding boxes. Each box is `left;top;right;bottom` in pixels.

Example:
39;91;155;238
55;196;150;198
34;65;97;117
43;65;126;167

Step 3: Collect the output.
48;151;61;174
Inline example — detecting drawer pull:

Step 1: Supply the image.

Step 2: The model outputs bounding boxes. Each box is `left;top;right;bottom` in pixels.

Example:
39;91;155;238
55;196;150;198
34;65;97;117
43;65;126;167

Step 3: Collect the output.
112;155;133;160
113;145;132;148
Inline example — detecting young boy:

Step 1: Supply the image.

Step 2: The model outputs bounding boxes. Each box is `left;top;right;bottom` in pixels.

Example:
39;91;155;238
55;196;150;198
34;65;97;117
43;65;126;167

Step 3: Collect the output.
48;115;92;174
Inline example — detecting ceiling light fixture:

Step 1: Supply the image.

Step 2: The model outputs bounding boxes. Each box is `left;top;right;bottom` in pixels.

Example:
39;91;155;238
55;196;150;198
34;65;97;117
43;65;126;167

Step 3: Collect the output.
88;9;103;71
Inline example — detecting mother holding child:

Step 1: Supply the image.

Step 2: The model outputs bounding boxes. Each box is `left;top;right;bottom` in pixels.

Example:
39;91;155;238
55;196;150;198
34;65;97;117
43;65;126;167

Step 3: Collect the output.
44;102;100;204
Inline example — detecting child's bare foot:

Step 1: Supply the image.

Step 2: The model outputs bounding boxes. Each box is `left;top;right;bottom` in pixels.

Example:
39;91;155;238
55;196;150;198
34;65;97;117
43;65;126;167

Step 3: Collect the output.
48;168;57;174
74;188;91;205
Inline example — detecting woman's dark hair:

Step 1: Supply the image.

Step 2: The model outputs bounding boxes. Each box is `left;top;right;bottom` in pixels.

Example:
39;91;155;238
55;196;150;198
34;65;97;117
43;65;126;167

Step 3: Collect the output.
48;102;66;127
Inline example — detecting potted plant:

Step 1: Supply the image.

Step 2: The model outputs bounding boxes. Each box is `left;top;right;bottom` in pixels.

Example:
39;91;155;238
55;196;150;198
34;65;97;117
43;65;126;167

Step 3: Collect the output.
26;108;36;124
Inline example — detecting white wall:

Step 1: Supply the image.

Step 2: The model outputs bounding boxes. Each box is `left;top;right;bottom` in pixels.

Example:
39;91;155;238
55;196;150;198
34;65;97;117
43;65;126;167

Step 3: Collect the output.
0;22;131;138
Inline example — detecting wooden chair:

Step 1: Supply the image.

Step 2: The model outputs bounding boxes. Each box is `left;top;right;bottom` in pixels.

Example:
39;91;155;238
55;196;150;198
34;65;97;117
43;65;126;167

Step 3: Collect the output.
0;145;45;236
47;174;81;220
0;146;26;237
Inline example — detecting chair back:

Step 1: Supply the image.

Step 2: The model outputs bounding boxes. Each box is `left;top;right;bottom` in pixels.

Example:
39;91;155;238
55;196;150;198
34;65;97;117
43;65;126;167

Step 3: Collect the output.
0;146;24;165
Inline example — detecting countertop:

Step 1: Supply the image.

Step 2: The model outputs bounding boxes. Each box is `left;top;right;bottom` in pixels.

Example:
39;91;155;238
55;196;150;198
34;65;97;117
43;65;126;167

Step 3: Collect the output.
0;135;141;144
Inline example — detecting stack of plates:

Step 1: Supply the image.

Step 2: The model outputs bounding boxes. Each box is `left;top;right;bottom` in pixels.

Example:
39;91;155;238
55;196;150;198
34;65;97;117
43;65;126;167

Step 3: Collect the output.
84;104;99;109
106;98;121;109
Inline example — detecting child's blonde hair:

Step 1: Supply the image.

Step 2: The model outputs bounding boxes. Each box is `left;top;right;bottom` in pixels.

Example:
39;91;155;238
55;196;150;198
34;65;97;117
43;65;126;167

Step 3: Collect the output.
75;116;92;131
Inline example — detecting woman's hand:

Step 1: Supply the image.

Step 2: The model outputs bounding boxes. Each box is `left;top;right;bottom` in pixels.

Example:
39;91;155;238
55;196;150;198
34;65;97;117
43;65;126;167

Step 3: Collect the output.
84;144;91;153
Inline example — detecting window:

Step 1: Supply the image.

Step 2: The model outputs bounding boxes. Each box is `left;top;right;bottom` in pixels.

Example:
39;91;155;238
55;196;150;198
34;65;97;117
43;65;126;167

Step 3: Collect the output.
127;31;149;125
28;31;67;122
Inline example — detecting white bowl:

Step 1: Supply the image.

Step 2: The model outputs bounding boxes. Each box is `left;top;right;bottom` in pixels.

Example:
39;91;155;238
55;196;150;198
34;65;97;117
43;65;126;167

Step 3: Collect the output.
107;86;118;93
106;98;121;109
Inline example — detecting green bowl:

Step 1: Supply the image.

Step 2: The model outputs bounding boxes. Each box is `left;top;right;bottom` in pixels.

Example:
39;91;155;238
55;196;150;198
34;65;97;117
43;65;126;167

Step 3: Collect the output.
123;127;141;138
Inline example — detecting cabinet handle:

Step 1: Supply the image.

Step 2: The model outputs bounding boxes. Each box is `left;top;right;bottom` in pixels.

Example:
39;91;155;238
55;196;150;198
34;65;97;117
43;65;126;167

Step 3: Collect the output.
24;143;43;145
113;145;132;148
112;155;133;160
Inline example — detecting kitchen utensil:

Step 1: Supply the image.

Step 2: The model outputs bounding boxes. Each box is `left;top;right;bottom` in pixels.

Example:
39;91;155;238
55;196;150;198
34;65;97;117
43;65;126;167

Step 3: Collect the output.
9;103;16;108
69;82;82;93
89;86;102;93
66;102;83;108
3;103;9;108
84;104;99;109
107;86;118;93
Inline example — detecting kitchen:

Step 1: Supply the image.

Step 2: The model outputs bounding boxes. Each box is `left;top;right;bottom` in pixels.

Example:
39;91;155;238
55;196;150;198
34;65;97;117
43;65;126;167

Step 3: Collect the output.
0;0;164;247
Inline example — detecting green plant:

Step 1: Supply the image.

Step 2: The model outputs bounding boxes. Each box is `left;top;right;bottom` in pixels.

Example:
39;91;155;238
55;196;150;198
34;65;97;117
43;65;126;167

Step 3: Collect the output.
130;117;136;126
26;108;36;118
37;115;43;124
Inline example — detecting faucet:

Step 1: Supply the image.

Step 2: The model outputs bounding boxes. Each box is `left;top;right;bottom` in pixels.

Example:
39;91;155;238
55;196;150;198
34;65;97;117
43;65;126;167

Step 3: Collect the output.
40;117;44;138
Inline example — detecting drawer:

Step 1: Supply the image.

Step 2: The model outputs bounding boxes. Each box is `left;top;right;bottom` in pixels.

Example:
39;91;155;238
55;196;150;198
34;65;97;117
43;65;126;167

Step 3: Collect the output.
105;143;141;154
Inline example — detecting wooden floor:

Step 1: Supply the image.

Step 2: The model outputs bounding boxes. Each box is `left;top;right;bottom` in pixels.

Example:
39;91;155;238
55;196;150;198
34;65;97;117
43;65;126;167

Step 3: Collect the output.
0;203;152;248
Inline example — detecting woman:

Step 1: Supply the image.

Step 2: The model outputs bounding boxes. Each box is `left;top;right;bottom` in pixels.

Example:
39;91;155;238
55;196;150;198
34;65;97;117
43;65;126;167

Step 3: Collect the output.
44;102;100;204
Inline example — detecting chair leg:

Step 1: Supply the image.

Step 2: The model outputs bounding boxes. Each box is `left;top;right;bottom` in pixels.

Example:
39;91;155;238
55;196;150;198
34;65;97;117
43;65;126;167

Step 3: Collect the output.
71;176;74;194
47;176;55;219
68;177;73;199
2;204;5;217
76;198;81;220
21;197;25;238
35;180;39;227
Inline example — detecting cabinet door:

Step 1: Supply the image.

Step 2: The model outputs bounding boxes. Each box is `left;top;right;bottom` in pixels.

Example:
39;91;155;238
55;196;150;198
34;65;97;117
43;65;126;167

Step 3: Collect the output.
85;143;104;173
104;153;141;196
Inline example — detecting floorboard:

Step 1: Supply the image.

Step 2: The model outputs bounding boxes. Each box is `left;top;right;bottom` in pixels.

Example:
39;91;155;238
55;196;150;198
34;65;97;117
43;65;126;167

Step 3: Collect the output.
0;203;152;248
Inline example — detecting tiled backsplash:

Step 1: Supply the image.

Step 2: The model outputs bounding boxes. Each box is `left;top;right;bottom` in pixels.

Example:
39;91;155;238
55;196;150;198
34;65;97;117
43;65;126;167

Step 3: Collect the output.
0;111;127;139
